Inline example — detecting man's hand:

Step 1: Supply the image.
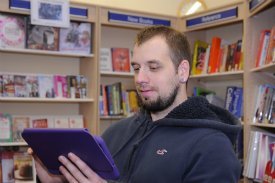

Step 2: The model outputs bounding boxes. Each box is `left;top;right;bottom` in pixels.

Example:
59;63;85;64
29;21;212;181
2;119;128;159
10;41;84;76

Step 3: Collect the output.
58;152;107;183
27;148;65;183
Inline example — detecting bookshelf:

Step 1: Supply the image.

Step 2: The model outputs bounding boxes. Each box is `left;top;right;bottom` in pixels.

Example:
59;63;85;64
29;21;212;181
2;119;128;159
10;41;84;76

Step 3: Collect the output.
243;0;275;182
0;1;99;140
180;1;245;182
98;6;178;134
180;1;245;104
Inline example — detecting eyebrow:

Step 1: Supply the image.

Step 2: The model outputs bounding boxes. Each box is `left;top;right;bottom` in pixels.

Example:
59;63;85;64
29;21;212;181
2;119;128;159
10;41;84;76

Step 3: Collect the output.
131;59;160;66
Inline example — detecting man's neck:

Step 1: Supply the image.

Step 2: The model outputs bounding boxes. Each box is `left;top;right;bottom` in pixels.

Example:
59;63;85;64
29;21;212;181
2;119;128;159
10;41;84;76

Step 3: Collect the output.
150;93;188;122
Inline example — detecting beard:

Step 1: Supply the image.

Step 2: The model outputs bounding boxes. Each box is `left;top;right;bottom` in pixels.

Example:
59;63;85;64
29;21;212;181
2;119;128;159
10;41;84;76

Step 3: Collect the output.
137;84;180;112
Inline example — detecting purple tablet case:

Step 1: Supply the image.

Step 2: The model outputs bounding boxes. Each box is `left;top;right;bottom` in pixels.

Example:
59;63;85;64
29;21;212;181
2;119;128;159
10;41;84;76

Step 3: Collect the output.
22;128;119;180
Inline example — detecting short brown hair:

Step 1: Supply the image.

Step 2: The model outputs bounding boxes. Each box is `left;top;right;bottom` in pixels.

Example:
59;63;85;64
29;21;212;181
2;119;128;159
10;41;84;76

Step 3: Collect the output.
135;25;191;71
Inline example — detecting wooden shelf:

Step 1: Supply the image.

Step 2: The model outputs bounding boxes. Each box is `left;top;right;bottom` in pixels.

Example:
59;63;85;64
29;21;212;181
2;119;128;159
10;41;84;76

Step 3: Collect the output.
250;62;275;74
0;97;94;103
251;123;275;128
189;70;244;81
101;71;134;77
0;142;28;146
0;48;94;58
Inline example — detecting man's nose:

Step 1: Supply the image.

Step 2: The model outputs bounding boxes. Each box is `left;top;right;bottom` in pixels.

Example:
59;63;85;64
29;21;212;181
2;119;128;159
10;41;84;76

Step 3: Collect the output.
135;68;149;84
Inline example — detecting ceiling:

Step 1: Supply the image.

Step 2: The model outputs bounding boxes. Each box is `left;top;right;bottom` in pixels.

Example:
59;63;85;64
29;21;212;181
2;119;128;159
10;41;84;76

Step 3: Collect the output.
72;0;241;17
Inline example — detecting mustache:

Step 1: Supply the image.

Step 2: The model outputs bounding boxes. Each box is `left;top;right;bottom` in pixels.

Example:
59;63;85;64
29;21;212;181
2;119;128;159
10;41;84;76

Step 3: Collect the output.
136;84;154;91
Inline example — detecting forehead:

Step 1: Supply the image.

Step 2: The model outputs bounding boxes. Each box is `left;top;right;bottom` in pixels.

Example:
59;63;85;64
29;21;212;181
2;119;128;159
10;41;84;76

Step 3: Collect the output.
132;36;171;64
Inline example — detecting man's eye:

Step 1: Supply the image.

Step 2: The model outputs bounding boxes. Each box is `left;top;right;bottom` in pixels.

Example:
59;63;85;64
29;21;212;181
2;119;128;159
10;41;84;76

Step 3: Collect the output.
133;67;140;71
149;66;159;71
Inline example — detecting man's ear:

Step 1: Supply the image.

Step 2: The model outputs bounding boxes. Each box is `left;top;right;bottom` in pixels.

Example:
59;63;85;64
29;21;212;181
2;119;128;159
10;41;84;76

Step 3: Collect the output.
177;60;190;83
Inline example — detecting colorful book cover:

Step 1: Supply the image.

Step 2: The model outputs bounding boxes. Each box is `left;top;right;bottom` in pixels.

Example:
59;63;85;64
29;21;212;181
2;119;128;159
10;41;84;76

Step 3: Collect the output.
0;113;12;142
255;30;270;67
26;75;39;97
111;48;130;72
13;153;34;182
225;86;243;119
0;13;26;49
1;151;14;183
2;74;15;97
100;48;112;72
38;75;55;98
225;42;237;71
12;116;30;142
32;118;48;128
76;75;87;99
67;75;77;99
27;18;59;51
208;37;221;73
265;25;275;64
53;75;67;98
191;40;208;75
14;74;28;97
234;40;243;70
59;22;92;54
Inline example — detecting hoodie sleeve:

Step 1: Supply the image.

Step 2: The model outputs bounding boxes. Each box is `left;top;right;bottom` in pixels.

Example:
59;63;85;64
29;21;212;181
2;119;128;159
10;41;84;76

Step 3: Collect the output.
183;132;241;183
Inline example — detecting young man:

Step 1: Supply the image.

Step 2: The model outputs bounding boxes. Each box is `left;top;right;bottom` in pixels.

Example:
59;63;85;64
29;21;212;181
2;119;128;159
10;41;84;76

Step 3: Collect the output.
33;25;242;183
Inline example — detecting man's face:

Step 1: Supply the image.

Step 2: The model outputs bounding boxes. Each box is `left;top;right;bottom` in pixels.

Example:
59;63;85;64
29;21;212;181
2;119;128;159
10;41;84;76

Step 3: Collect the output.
131;36;180;112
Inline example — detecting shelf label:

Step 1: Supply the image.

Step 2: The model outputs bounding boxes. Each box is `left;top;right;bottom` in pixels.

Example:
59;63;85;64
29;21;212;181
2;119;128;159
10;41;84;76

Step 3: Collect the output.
9;0;88;18
186;7;238;28
108;11;171;26
249;0;266;11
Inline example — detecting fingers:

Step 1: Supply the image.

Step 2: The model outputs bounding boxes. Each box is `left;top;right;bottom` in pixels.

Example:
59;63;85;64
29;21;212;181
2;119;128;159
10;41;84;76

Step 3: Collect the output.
59;155;87;183
59;153;106;183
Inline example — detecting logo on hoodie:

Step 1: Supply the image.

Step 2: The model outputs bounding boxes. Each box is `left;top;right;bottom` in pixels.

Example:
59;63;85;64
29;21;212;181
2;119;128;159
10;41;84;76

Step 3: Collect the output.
156;149;167;155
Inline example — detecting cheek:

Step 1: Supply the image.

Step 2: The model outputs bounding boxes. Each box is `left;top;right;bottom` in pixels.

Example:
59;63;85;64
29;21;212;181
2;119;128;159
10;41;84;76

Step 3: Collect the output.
157;76;179;95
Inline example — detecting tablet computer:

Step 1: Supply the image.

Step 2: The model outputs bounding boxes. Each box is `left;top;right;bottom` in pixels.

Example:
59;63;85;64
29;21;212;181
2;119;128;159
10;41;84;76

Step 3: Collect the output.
22;128;119;180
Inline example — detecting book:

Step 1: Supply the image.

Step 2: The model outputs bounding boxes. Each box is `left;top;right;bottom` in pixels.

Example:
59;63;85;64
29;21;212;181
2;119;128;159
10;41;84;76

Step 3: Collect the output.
32;118;48;128
193;87;215;97
191;40;209;75
111;48;131;72
225;42;237;71
255;30;270;67
224;86;243;119
53;75;67;98
13;153;34;182
234;40;243;70
27;18;59;51
0;113;12;142
14;74;28;97
2;74;15;97
59;22;92;54
67;75;77;99
1;151;14;183
25;74;39;97
208;37;221;73
100;48;113;72
76;75;87;99
54;116;69;128
31;116;54;128
12;116;30;142
68;115;84;128
202;45;211;73
38;75;55;98
0;13;26;49
265;25;275;64
0;74;3;97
